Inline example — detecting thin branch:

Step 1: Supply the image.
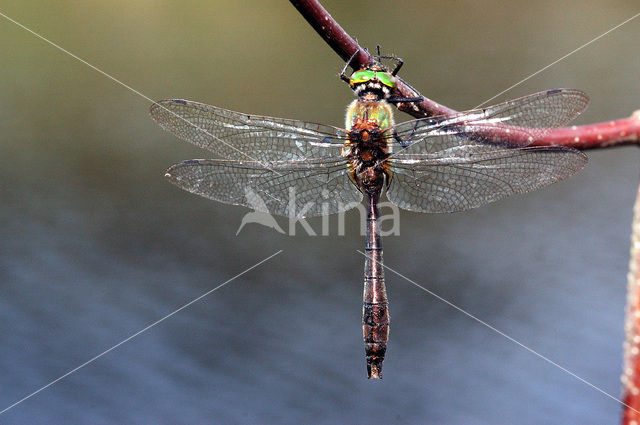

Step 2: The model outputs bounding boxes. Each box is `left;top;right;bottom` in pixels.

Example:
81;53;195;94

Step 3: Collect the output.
289;0;640;150
289;0;367;66
623;184;640;425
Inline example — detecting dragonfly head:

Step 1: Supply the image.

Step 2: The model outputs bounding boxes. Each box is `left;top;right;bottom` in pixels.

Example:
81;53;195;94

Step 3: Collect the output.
349;61;396;101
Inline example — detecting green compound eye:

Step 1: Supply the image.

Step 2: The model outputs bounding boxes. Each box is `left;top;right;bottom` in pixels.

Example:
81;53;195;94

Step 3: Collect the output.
350;70;375;85
375;72;396;88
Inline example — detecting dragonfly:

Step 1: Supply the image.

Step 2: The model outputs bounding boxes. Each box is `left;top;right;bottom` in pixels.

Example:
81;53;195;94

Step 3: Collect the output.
150;53;588;379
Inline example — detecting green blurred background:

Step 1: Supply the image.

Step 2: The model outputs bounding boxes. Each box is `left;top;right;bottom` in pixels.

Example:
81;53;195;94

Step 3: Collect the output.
1;1;639;423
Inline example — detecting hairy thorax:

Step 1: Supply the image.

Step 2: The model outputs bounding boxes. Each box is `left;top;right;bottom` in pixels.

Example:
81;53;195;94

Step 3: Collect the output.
342;99;395;194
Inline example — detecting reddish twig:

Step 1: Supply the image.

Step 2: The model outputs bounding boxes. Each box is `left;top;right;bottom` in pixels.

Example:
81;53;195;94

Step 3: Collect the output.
623;184;640;424
289;0;640;150
531;113;640;149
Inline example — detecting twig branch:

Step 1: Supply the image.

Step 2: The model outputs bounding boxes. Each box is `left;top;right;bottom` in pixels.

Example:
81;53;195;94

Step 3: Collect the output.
623;184;640;425
289;0;640;150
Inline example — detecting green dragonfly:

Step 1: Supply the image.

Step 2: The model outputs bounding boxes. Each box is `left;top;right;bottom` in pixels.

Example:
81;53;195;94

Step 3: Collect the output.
150;54;588;378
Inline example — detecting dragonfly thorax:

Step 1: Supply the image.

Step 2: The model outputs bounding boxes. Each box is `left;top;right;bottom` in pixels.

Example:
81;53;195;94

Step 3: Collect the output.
345;99;395;131
342;99;394;194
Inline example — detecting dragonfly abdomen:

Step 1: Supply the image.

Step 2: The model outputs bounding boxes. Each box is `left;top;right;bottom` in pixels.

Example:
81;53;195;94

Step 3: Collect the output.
363;274;389;379
362;191;389;379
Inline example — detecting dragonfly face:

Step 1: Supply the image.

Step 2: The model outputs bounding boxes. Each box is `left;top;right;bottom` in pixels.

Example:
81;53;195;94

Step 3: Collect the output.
150;58;589;379
348;62;397;101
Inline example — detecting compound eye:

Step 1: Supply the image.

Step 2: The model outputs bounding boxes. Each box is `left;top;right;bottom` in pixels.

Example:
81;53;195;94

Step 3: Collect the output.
376;72;396;88
350;70;375;85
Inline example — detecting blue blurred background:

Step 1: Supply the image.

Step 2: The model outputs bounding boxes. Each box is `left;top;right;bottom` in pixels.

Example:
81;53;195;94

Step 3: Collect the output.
1;1;639;423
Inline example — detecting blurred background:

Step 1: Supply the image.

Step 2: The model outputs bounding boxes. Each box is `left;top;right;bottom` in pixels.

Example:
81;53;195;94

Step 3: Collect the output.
1;1;639;423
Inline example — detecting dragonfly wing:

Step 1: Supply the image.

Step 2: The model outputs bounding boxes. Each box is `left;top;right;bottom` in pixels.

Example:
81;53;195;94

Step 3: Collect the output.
150;100;346;161
387;145;587;213
165;158;362;218
389;122;538;157
463;88;589;128
391;88;589;152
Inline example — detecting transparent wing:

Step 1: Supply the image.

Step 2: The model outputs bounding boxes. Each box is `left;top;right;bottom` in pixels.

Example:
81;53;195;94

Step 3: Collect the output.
165;158;362;218
150;99;347;161
387;145;587;213
389;89;589;154
461;88;588;128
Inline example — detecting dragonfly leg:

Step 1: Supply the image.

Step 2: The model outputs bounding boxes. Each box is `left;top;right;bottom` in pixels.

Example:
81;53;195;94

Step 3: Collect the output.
373;45;404;76
340;47;361;84
392;128;412;148
387;95;424;104
386;56;404;76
